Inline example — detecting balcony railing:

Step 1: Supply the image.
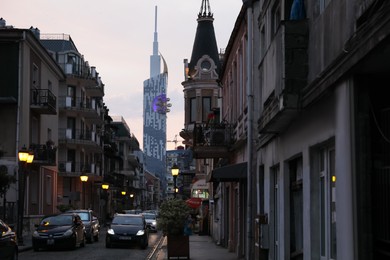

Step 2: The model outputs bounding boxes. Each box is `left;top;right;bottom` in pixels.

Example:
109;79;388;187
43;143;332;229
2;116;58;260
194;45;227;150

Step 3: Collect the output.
258;19;308;135
58;161;99;176
30;89;57;115
58;128;102;149
191;122;234;159
58;96;102;120
29;143;56;166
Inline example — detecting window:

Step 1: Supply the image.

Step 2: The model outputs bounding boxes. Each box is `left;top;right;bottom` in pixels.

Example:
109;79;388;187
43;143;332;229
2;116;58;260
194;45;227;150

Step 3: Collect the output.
289;157;303;258
320;147;336;259
48;80;52;91
32;63;39;87
190;97;197;123
260;25;266;58
271;165;280;260
46;175;52;205
314;0;332;17
271;1;281;36
202;97;211;122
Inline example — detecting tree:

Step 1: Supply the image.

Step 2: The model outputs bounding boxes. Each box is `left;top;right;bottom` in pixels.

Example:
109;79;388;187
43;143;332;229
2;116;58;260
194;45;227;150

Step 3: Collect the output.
0;165;15;198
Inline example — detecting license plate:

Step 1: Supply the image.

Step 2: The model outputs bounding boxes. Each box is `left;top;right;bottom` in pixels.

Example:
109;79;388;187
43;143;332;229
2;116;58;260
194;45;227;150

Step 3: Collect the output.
119;236;132;240
47;239;54;245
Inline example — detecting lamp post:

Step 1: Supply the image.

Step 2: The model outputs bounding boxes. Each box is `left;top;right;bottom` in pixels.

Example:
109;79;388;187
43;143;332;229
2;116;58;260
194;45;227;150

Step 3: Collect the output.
17;145;34;245
80;174;88;209
101;183;109;223
129;193;134;209
171;164;179;198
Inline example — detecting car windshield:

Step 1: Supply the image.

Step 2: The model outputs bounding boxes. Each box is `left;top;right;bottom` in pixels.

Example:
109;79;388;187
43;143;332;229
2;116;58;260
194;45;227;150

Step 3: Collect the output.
143;214;156;220
76;212;90;221
41;215;73;226
112;216;143;225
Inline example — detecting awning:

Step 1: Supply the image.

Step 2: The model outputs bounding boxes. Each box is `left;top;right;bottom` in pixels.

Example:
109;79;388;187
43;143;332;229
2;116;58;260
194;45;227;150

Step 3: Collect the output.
191;179;208;190
186;198;203;209
209;162;247;182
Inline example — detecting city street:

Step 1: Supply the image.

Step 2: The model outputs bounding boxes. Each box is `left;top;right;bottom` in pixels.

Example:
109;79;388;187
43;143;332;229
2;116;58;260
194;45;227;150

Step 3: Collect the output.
19;229;162;260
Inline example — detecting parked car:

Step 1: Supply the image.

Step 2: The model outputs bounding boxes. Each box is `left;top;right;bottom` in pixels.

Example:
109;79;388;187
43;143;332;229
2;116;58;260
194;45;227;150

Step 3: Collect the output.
142;213;157;232
32;213;86;251
67;209;100;243
0;219;18;260
122;209;142;215
105;214;148;249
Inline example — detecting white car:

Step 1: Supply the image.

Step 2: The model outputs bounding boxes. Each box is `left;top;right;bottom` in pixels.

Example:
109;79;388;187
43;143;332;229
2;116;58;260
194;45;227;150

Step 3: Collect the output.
143;213;157;232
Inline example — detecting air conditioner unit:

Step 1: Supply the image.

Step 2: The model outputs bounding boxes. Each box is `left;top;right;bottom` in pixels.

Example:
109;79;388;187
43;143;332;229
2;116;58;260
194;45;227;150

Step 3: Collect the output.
210;129;226;145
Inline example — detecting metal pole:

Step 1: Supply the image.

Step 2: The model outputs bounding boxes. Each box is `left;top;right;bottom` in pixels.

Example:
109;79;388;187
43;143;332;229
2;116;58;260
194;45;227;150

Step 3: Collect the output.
17;163;25;245
174;176;177;198
83;182;86;209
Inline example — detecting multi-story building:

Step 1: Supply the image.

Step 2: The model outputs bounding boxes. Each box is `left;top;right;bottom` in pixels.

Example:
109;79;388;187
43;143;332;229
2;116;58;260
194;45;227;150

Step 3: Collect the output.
180;0;235;239
143;6;169;193
40;33;105;213
166;148;195;199
200;0;390;259
0;21;64;233
108;116;143;212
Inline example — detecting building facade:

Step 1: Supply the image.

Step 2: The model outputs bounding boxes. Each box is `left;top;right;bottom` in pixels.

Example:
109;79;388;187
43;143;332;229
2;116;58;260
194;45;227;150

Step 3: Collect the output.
40;33;106;214
203;0;390;259
143;6;168;193
0;22;64;232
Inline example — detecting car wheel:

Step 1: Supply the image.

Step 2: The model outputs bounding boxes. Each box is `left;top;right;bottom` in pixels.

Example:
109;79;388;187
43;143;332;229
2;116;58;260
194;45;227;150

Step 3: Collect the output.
94;231;99;242
80;233;86;247
11;248;18;260
140;237;148;249
71;234;77;250
87;233;93;243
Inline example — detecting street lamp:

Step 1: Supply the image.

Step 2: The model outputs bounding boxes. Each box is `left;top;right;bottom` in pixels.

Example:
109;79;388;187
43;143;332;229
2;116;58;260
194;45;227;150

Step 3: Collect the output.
80;174;88;209
17;145;34;245
101;183;109;224
171;163;179;198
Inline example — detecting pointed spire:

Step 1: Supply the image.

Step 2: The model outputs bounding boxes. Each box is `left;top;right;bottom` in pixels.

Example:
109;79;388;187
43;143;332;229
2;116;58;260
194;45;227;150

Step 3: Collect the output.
198;0;213;19
150;5;161;78
188;0;220;77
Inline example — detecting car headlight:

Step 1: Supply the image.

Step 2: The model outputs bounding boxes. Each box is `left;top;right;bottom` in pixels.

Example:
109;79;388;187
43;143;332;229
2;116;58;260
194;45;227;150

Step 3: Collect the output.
63;229;73;237
33;231;40;237
107;228;115;235
136;230;145;236
152;221;157;225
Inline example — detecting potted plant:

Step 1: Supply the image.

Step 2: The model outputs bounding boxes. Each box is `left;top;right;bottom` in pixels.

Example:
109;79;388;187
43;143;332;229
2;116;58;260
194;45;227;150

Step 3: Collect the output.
157;198;191;259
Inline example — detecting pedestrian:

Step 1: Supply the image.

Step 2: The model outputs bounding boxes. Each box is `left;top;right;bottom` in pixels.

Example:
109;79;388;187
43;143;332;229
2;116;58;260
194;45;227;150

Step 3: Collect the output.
184;214;193;236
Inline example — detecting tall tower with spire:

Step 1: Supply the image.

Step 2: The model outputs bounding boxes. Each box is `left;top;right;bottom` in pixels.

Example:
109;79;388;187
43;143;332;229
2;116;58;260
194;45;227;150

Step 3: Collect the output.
143;6;169;190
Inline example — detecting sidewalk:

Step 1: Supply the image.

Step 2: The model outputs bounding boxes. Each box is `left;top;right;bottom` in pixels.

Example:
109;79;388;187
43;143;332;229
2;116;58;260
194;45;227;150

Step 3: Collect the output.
18;233;33;252
154;234;242;260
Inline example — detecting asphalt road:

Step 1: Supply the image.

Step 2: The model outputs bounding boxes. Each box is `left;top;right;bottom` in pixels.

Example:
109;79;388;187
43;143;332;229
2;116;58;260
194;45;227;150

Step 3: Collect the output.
19;229;163;260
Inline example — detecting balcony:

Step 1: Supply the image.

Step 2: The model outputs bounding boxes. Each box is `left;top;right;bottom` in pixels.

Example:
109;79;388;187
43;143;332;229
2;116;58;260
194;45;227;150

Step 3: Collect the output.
58;96;103;123
258;19;308;135
58;161;100;177
191;122;233;159
30;89;57;115
29;143;56;166
58;128;102;151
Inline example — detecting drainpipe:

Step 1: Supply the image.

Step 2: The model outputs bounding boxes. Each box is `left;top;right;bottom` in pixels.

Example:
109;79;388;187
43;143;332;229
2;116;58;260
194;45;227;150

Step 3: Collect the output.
243;1;254;259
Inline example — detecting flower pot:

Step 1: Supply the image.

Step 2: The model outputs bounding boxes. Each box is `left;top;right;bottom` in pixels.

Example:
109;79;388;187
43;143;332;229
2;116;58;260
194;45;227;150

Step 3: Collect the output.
167;234;190;259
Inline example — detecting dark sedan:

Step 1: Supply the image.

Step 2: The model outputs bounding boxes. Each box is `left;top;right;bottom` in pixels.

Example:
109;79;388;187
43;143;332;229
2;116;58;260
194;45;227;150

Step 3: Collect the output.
0;219;18;260
32;213;86;251
67;209;100;243
105;214;148;249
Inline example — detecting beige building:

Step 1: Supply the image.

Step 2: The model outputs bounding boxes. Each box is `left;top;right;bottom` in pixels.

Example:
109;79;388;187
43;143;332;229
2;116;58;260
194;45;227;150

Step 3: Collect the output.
0;22;64;234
